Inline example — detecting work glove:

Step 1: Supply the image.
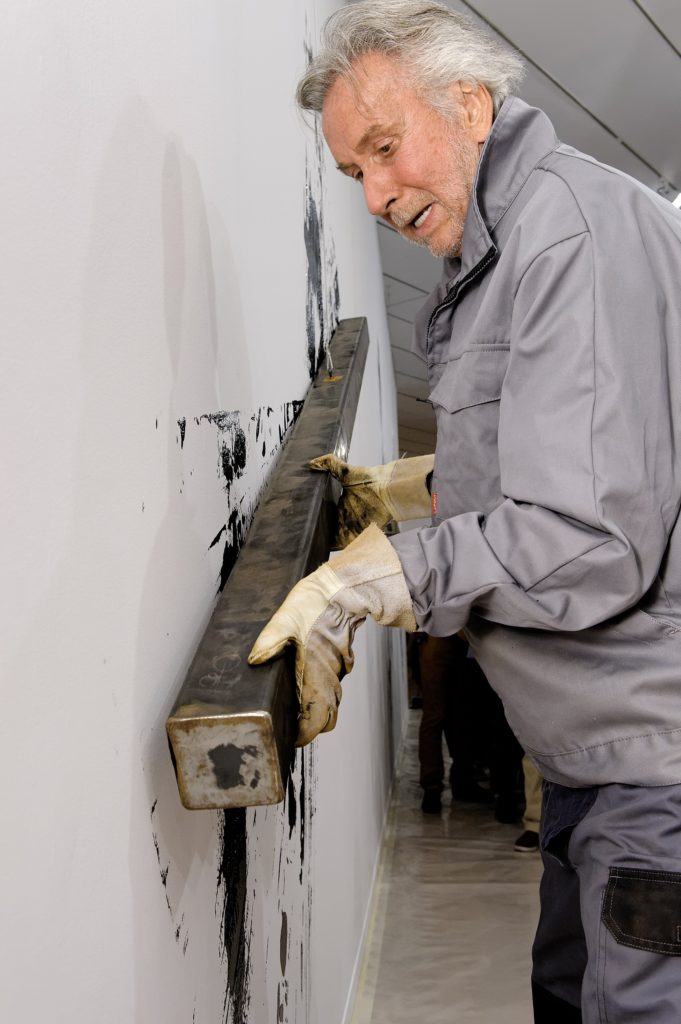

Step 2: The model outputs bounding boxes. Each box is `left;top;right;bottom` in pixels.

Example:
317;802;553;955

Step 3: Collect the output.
309;452;434;548
248;523;416;746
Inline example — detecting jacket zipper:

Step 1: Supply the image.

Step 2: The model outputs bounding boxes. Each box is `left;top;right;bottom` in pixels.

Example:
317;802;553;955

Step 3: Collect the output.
426;247;497;352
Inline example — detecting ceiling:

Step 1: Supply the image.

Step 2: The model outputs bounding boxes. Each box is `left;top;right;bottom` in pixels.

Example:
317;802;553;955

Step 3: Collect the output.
378;0;681;457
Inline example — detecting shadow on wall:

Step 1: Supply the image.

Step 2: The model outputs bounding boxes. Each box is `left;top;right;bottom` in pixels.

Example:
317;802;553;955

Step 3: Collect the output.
82;65;341;1023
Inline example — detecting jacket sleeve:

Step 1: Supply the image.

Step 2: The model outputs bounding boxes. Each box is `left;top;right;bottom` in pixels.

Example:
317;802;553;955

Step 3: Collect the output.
391;229;681;635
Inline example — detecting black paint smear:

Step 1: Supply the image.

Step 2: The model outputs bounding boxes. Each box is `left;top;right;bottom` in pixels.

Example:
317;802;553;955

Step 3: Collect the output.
177;417;186;449
218;507;246;593
287;771;297;839
208;742;258;789
195;410;240;431
262;440;266;457
217;809;251;1024
303;111;341;380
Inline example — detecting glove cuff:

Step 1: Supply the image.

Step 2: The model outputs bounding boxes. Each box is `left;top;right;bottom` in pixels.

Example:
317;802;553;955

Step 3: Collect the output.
330;524;417;631
381;454;434;522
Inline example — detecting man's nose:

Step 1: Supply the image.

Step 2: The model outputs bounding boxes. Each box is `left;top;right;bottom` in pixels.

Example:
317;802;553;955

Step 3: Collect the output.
362;168;398;218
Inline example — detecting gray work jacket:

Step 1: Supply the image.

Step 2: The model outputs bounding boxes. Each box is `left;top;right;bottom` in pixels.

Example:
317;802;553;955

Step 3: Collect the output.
391;97;681;788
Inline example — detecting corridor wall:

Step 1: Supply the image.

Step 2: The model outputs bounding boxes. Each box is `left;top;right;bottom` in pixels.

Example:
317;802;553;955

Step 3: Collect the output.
0;2;408;1022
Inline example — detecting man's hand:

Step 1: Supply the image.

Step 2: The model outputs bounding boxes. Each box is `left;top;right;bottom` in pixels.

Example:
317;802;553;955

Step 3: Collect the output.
309;452;434;547
248;524;416;746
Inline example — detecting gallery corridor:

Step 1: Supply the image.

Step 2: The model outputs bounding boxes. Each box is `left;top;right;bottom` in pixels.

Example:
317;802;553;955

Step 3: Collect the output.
351;712;543;1024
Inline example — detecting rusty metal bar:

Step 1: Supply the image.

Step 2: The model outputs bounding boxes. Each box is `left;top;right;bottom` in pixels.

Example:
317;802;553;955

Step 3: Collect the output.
166;318;370;809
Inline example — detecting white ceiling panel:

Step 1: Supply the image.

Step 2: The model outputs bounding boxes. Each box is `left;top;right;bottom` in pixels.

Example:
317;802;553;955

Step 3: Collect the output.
638;0;681;52
397;392;437;432
378;222;442;293
459;0;681;188
383;275;428;310
391;345;429;382
396;372;430;402
387;313;419;353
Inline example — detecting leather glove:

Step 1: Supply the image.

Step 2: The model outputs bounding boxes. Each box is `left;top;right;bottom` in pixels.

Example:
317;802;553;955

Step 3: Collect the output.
248;524;416;746
309;452;434;547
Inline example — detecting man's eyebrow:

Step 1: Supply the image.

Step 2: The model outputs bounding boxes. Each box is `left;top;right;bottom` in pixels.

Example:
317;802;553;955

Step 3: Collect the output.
336;122;401;172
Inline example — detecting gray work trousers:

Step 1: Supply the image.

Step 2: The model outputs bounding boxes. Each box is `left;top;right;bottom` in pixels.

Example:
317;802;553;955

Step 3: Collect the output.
532;782;681;1023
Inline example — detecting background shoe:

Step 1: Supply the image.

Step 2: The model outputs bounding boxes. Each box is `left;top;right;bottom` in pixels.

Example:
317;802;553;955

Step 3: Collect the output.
513;829;539;852
421;788;442;814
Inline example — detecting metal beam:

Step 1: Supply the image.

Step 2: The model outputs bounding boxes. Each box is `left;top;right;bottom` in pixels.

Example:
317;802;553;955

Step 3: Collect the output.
166;319;370;809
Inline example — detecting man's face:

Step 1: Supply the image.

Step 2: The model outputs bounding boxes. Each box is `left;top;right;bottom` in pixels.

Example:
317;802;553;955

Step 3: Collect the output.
322;53;488;259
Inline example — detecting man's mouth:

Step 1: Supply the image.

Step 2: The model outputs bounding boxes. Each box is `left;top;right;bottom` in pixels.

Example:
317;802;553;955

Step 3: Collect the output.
411;203;433;229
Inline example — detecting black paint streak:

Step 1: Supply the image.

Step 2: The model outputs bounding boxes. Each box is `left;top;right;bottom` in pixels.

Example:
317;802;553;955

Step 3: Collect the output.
299;751;306;885
280;911;288;976
209;524;227;550
208;742;258;790
287;771;297;840
218;506;246;593
150;800;172;916
217;809;251;1024
177;417;186;448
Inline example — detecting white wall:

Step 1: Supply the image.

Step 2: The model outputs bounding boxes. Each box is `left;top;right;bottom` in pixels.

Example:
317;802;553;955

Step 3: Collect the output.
0;2;407;1022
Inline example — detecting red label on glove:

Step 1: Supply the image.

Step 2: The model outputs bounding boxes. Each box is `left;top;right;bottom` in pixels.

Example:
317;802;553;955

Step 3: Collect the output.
431;491;438;516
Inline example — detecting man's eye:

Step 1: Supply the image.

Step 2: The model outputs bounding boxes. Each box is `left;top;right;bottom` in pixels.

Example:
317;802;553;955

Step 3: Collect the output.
353;170;364;182
379;142;392;155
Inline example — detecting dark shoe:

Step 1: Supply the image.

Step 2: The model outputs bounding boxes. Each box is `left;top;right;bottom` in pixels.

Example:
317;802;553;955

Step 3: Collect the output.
494;795;520;823
451;780;495;804
513;829;539;853
421;788;442;814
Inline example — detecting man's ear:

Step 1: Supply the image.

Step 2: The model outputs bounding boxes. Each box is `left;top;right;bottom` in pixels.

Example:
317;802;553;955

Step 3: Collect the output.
459;81;494;144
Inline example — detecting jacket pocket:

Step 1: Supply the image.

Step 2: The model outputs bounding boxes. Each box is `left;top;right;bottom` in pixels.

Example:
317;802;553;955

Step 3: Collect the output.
602;867;681;955
428;344;510;413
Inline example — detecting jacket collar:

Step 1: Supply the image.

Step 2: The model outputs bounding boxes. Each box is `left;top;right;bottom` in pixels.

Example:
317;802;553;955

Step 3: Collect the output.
447;98;560;282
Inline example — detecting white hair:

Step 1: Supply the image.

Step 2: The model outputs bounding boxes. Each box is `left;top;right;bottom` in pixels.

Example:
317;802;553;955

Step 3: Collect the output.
297;0;524;118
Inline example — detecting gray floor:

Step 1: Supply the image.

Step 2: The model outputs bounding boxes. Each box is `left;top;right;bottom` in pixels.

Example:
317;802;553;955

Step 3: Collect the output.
351;712;543;1024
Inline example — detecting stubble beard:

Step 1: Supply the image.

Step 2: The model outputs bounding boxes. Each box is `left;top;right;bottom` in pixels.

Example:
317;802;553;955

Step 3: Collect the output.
402;130;479;259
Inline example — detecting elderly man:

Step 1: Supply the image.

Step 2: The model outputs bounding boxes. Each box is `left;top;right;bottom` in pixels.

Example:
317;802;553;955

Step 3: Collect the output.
249;2;681;1021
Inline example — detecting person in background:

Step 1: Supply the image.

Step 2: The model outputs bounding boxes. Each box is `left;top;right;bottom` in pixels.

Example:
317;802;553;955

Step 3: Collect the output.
515;755;542;853
417;632;494;814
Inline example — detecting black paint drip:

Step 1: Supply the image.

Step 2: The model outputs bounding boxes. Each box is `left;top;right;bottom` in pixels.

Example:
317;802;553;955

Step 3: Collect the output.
177;417;186;449
217;809;251;1024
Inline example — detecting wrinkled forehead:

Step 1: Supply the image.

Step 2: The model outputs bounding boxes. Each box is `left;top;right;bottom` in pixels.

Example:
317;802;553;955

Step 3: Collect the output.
321;53;416;152
328;53;423;119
